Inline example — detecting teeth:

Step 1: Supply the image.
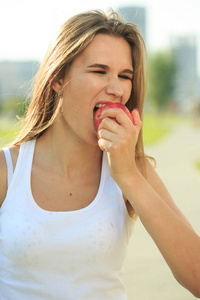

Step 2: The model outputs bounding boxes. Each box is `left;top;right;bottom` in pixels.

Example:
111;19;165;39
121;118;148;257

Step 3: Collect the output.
95;104;106;108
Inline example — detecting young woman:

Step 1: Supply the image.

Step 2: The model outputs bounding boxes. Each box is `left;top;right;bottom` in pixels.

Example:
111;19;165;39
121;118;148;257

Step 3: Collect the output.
0;9;200;300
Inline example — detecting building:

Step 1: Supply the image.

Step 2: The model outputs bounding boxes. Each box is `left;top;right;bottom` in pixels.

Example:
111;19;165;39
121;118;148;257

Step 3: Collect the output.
118;6;147;43
0;61;39;101
171;36;199;112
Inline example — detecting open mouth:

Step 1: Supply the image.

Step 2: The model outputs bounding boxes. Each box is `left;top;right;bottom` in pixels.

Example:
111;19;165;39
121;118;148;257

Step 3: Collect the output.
94;103;106;113
94;101;115;112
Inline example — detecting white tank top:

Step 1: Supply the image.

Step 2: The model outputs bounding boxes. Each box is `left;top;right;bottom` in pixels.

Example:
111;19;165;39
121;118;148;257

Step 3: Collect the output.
0;140;135;300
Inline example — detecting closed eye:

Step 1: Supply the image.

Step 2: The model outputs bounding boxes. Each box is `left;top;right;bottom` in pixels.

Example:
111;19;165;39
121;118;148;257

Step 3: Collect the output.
119;74;133;80
92;70;107;75
92;71;132;79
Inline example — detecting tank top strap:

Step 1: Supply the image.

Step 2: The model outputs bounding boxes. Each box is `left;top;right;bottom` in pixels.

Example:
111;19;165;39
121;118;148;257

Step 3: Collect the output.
2;147;14;187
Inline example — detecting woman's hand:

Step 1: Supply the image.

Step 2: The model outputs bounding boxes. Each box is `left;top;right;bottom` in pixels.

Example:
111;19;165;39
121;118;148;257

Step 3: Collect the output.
97;107;142;185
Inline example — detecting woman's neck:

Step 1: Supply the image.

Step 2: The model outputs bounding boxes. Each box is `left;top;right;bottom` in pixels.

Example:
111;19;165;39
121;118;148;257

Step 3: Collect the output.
35;120;102;179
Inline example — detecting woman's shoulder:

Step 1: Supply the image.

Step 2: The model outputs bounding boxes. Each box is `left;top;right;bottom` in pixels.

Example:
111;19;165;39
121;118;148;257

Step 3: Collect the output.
0;145;20;207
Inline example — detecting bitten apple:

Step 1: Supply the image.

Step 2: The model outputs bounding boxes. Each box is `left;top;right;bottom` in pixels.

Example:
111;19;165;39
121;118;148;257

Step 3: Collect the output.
94;102;134;132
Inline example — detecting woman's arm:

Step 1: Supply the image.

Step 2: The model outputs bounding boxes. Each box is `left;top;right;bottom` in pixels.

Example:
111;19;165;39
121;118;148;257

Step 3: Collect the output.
121;159;200;298
0;149;8;207
98;108;200;297
0;146;19;207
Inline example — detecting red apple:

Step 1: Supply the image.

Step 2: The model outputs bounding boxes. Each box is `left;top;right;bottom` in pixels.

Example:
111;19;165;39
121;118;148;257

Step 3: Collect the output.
94;102;134;132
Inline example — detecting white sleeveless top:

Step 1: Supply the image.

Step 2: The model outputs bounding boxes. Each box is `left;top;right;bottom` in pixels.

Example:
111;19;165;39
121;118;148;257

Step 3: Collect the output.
0;140;135;300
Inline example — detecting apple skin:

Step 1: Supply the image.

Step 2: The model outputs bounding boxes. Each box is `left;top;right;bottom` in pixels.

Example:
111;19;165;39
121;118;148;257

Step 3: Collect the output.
94;102;134;132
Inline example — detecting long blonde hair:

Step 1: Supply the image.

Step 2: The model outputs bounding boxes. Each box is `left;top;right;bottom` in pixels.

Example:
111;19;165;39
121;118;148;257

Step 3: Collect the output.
13;9;147;161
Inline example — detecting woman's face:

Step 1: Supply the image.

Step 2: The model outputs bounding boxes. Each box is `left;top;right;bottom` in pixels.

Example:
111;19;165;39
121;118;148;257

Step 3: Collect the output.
61;33;133;145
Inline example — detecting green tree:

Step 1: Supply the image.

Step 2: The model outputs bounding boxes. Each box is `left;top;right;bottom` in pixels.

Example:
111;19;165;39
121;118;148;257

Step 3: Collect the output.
148;51;177;111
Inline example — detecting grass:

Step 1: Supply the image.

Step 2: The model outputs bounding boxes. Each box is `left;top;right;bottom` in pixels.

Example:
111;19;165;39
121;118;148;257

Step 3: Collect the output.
143;112;187;146
196;160;200;172
143;113;169;145
0;118;21;148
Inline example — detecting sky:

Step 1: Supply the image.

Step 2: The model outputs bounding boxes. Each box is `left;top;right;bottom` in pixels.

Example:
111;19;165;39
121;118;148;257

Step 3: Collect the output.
0;0;200;74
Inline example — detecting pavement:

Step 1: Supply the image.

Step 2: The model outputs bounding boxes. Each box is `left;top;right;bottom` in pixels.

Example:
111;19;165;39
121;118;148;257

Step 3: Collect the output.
123;121;200;300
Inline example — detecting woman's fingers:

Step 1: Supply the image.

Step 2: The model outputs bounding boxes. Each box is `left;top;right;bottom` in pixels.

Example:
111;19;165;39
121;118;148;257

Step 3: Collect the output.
131;108;142;128
98;107;133;128
98;107;142;131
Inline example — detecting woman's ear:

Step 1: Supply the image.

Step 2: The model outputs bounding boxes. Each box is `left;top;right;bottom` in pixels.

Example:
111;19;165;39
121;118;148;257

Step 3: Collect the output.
51;79;64;94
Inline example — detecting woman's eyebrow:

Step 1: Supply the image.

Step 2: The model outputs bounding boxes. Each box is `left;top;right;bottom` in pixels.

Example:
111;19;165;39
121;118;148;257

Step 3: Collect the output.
123;69;134;76
87;63;134;75
87;63;108;70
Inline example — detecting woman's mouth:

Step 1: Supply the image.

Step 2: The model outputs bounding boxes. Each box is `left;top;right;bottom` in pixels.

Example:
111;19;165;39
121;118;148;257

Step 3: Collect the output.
94;103;106;112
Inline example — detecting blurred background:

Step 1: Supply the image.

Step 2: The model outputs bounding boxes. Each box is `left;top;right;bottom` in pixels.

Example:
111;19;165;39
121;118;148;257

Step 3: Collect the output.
0;0;200;299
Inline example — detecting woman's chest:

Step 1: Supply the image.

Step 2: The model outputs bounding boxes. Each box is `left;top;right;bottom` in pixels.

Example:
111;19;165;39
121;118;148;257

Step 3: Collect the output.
31;166;101;212
0;189;126;271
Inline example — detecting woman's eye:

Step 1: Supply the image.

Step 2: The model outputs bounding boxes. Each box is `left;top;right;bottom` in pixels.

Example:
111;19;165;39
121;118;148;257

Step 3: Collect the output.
93;70;107;75
119;75;133;80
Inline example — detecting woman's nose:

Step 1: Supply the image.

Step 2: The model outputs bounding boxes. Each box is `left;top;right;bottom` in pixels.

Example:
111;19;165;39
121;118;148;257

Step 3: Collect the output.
105;75;123;98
